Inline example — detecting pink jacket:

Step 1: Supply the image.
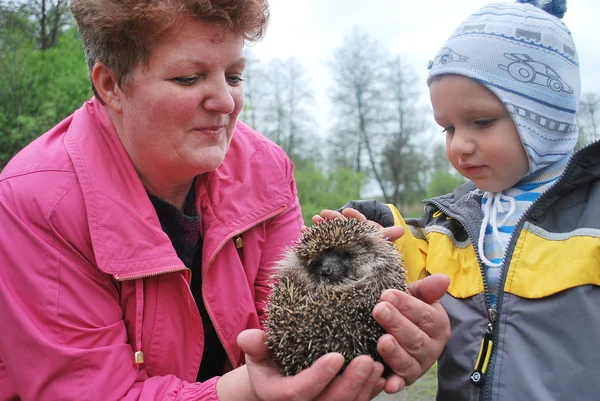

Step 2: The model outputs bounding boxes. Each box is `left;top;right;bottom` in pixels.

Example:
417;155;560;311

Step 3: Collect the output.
0;98;303;400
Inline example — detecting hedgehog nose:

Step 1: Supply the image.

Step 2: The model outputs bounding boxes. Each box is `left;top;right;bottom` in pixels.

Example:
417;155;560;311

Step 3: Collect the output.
320;257;340;277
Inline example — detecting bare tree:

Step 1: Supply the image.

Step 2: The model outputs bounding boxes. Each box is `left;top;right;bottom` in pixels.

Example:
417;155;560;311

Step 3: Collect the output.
2;0;71;49
429;141;458;173
31;0;70;49
328;28;389;199
241;50;267;130
377;55;430;207
264;58;287;145
577;92;600;148
254;57;315;161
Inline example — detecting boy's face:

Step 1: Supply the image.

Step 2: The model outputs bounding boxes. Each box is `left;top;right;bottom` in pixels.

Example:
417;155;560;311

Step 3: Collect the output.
430;75;529;193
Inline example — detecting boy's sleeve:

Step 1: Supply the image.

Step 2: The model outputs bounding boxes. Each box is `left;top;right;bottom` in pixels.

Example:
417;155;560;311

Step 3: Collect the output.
386;204;429;284
337;200;429;284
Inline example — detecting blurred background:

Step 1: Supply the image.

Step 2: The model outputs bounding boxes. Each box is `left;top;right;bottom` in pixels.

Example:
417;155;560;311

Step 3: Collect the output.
2;1;596;399
1;0;598;227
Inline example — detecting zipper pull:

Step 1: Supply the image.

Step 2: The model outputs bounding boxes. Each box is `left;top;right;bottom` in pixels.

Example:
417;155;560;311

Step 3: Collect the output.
234;235;243;249
470;308;496;386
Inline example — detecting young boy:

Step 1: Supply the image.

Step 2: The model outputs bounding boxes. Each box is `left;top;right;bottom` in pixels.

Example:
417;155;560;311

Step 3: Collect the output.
337;0;600;400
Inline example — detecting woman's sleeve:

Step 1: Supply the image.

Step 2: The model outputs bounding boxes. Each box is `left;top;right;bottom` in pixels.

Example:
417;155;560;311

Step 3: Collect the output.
0;184;220;401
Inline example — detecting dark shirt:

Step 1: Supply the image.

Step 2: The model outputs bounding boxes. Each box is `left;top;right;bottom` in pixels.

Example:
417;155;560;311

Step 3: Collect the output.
148;186;227;382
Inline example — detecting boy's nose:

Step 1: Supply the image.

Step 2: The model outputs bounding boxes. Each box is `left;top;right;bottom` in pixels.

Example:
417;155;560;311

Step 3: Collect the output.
449;131;475;155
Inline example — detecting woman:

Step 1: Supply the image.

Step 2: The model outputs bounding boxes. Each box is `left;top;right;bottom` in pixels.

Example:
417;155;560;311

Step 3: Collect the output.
0;1;449;400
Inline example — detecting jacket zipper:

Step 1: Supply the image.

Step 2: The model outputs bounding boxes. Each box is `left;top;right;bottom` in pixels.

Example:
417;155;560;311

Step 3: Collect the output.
480;152;582;401
429;199;497;387
470;307;496;385
429;195;558;389
114;266;189;281
201;205;288;370
428;199;491;304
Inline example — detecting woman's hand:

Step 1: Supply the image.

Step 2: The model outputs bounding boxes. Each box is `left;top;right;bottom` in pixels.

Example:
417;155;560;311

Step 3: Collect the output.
225;329;386;401
373;274;450;392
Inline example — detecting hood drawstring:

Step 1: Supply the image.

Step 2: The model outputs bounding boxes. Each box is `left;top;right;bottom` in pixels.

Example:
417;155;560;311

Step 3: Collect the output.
478;192;516;267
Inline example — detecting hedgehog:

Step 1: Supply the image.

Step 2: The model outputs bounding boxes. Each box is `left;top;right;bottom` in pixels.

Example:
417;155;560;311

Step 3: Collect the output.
264;218;407;376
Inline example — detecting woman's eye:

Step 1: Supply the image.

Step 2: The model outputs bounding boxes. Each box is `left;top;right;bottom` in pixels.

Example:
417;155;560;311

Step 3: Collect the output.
227;75;244;85
172;76;200;86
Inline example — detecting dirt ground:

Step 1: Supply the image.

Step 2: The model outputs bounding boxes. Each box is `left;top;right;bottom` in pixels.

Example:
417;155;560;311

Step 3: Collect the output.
373;364;437;401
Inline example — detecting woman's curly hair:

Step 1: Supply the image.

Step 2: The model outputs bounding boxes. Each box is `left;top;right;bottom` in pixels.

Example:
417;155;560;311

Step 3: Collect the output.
70;0;269;99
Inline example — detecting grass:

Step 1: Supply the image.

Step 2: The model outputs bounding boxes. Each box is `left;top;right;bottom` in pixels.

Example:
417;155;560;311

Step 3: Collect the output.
373;364;437;401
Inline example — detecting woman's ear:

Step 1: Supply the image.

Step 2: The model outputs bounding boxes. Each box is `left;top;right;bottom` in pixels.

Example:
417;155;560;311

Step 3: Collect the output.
91;62;123;113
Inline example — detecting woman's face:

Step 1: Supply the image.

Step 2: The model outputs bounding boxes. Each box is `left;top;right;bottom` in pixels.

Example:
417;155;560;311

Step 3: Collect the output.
114;18;245;186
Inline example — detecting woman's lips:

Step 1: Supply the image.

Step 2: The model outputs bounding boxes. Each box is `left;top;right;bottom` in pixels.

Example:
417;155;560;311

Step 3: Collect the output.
193;126;226;135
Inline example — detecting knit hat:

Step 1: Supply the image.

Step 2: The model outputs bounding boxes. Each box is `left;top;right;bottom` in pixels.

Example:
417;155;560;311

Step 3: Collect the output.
427;0;580;176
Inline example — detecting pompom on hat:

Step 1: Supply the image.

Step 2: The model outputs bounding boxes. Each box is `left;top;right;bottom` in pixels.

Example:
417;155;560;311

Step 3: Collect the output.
427;0;580;176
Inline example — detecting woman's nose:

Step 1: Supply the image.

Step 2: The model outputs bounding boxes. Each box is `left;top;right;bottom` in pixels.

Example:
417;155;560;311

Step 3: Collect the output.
203;78;236;114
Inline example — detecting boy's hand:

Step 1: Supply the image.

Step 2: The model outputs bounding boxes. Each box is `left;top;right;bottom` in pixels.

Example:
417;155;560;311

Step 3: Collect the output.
307;208;404;241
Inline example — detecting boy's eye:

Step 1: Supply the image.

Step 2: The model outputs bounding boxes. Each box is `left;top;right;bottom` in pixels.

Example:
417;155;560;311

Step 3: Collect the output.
442;126;455;134
474;119;494;127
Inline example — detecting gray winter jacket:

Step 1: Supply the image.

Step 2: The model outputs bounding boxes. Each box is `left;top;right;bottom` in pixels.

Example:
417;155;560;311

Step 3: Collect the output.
347;140;600;401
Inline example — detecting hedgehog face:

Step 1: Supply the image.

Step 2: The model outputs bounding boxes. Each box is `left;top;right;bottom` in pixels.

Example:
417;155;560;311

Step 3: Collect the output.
307;248;356;284
296;219;395;286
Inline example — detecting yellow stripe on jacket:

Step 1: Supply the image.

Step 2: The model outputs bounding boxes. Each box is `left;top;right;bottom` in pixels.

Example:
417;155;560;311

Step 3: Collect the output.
505;222;600;298
389;205;600;299
389;204;484;298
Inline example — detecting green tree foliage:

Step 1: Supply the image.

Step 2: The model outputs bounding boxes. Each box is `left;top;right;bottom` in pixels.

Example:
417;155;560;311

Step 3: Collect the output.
0;16;90;167
427;170;465;199
294;163;365;226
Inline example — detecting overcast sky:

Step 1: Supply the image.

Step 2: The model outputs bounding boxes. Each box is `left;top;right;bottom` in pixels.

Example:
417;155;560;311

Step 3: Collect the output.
248;0;599;136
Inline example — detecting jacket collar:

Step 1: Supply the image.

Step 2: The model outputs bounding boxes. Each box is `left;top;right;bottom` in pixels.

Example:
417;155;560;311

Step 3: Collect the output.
530;140;600;217
64;98;184;279
64;97;293;279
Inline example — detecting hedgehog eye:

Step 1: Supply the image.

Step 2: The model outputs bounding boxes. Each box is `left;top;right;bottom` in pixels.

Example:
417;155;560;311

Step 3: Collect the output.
339;250;353;259
308;260;322;272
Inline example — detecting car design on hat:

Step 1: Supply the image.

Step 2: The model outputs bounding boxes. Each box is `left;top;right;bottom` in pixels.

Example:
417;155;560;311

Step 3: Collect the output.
498;53;573;94
434;47;468;65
